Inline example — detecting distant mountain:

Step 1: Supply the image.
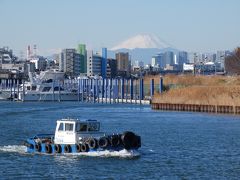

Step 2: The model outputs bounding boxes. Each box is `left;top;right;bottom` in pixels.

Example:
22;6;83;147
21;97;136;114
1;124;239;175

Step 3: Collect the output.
110;34;169;50
109;34;179;64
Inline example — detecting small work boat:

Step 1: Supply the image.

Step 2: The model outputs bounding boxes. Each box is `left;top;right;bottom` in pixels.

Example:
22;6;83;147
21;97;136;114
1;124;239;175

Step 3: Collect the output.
23;118;141;155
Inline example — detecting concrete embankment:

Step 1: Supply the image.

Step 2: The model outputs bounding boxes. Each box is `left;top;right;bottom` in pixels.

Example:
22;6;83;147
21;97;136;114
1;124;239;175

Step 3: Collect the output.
151;103;240;114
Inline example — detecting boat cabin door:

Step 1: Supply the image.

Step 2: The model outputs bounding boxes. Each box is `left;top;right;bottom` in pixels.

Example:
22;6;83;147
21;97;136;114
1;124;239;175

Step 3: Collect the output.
55;121;76;144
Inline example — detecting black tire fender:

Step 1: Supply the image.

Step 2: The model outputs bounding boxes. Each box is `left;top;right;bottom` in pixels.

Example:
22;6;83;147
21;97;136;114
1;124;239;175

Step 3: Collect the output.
88;138;98;149
110;135;120;147
121;131;136;150
64;145;72;153
54;144;62;153
45;144;52;154
76;144;81;152
98;137;109;148
81;143;89;152
35;143;42;152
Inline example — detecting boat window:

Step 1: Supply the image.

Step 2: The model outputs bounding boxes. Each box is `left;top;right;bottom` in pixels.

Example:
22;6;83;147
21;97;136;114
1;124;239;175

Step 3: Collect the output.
27;86;31;90
54;87;64;91
76;123;88;132
32;86;37;90
42;87;51;92
65;123;74;131
87;122;100;131
43;79;53;83
58;123;64;131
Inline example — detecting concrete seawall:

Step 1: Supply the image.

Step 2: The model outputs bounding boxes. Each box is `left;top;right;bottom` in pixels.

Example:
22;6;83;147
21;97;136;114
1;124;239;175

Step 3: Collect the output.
151;103;240;114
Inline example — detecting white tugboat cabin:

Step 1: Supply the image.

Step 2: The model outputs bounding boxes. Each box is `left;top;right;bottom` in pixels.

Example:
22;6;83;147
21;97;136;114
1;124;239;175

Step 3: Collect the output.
54;119;102;145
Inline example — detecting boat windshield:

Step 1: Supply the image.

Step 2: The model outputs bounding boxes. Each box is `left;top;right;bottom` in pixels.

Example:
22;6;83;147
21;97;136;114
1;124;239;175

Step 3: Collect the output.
76;122;100;132
42;87;51;92
87;122;100;131
76;123;87;132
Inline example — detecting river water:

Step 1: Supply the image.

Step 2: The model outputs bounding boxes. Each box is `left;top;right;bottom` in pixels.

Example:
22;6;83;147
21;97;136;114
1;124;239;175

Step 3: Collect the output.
0;102;240;179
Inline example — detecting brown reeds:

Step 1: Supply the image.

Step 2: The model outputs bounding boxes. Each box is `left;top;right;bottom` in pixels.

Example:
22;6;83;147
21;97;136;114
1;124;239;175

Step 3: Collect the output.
145;74;240;86
153;86;240;106
150;75;240;106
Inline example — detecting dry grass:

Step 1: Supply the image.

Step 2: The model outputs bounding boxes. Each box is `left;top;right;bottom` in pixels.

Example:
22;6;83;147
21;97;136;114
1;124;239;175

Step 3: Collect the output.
149;75;240;106
145;74;240;86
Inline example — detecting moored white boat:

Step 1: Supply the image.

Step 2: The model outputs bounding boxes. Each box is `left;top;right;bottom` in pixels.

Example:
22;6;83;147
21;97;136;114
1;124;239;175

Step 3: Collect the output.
17;70;80;101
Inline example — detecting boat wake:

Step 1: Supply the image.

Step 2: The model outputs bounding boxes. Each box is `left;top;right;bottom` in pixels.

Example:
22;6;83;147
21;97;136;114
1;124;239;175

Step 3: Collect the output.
0;145;26;154
0;145;140;158
70;149;140;158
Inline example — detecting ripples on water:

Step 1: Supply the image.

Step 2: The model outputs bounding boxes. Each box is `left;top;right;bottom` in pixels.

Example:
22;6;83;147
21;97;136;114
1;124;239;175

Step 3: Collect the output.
1;102;240;179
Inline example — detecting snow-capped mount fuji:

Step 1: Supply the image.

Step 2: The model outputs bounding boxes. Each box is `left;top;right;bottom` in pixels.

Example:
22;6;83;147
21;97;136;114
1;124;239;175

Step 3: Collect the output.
110;34;169;50
108;34;178;64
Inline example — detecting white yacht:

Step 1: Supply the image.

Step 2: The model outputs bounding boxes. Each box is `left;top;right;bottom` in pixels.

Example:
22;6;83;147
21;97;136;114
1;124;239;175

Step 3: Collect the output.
18;70;80;101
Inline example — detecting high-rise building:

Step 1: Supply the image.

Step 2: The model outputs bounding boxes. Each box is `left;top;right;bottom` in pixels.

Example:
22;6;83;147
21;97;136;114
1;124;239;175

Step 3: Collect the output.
77;44;87;74
216;50;230;70
87;50;102;76
152;53;164;68
178;51;188;65
30;56;47;71
101;48;107;78
212;54;217;62
116;52;129;71
107;58;117;78
174;54;177;64
187;52;195;64
164;51;174;66
115;52;130;77
59;49;81;77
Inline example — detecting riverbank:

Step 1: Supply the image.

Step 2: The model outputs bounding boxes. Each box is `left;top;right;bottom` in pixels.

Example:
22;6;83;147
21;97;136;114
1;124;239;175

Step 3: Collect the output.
151;75;240;113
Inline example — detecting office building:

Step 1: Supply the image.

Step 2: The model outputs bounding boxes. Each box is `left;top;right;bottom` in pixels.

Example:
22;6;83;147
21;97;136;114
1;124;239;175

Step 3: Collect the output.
116;52;130;71
30;56;47;71
152;53;165;68
101;48;107;78
59;49;81;77
178;51;188;65
107;58;117;78
77;44;87;74
178;51;188;66
164;51;174;66
87;50;102;76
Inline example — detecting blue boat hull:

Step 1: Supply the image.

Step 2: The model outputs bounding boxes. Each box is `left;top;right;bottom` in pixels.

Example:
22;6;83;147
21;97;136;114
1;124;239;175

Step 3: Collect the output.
24;139;140;154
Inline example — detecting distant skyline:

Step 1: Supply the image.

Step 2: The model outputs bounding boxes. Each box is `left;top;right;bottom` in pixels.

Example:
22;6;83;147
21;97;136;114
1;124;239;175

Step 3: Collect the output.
0;0;240;56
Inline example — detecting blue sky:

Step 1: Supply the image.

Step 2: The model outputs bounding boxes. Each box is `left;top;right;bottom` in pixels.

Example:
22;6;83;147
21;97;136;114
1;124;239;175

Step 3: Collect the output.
0;0;240;55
